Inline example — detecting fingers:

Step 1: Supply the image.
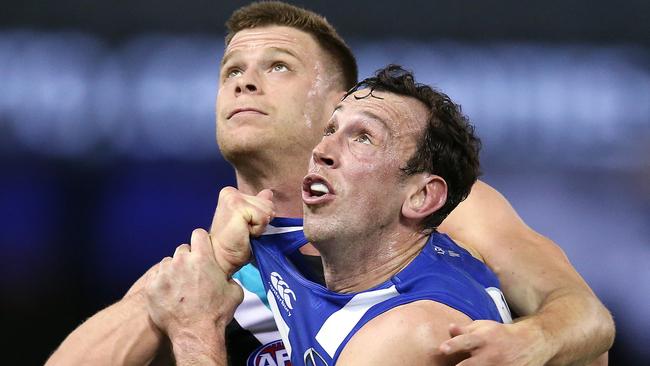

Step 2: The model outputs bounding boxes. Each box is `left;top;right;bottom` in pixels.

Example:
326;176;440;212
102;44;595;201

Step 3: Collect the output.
449;323;464;337
455;359;479;366
211;186;238;234
240;195;275;233
448;321;483;337
157;256;173;273
174;243;190;257
256;188;274;202
211;187;275;236
228;279;245;304
246;190;274;213
247;208;273;237
440;333;484;355
190;228;213;257
148;256;173;292
244;190;275;236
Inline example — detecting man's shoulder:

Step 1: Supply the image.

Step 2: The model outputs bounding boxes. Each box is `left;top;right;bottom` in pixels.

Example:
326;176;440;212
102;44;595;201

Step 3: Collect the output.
336;300;471;365
366;300;472;334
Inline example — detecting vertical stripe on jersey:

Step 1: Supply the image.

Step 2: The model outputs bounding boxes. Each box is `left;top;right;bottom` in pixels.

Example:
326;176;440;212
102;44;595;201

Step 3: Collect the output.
315;285;400;358
267;289;293;358
233;263;269;308
232;265;280;345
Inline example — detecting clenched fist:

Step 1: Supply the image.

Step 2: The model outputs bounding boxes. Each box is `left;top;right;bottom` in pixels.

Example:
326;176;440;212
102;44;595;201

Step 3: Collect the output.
210;187;275;276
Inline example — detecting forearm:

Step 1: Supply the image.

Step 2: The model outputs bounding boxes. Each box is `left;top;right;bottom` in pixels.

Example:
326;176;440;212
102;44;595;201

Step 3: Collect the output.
440;181;614;365
169;326;228;366
518;287;614;366
46;291;164;366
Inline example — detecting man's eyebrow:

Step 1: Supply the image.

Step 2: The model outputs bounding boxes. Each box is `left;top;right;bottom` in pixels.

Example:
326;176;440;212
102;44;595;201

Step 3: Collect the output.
220;46;300;68
360;109;391;133
333;104;391;133
326;105;344;120
220;50;236;68
267;46;300;61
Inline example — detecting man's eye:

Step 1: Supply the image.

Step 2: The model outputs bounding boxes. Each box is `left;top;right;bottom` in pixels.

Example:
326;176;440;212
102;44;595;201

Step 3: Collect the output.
227;69;242;78
354;134;372;144
324;126;336;136
271;63;289;72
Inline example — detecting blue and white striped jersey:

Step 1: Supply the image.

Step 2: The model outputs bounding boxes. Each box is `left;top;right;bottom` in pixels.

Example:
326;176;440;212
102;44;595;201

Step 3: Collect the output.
247;218;511;365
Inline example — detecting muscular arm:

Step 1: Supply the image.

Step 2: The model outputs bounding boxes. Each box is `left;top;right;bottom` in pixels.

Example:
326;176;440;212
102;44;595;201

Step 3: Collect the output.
337;301;472;366
46;264;166;366
46;187;271;366
438;180;614;365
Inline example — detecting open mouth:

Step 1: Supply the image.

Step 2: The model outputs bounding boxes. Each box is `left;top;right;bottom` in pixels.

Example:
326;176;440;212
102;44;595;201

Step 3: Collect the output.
302;174;335;204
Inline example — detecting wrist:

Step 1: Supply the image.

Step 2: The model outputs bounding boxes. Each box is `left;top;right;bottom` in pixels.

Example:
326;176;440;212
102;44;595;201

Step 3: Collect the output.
212;240;245;277
125;289;165;337
169;326;226;366
514;317;558;364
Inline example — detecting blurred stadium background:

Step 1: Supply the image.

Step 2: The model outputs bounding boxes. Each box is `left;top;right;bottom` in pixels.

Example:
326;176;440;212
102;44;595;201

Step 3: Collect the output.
1;1;648;364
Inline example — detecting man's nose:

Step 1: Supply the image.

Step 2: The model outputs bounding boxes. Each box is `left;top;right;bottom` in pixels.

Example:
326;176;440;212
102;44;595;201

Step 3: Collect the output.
235;72;261;95
312;137;338;168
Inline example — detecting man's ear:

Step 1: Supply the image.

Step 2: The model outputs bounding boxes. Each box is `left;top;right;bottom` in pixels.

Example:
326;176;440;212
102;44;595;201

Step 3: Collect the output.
401;174;447;220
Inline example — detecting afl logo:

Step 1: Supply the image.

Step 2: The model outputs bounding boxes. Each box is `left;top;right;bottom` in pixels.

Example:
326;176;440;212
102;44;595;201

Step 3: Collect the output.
247;340;292;366
303;348;328;366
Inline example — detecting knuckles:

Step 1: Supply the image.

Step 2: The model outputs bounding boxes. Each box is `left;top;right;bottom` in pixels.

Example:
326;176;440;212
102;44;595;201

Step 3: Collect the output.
219;187;245;206
218;186;238;200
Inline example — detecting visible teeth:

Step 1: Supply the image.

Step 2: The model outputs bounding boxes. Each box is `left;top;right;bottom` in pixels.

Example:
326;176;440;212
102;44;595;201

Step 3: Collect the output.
310;182;330;195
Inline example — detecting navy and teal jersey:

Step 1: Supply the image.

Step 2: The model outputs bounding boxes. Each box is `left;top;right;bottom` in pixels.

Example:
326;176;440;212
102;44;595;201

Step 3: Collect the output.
227;218;305;366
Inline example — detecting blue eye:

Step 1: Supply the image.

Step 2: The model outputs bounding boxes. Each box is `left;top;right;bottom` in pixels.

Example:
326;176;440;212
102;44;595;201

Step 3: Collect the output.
226;69;242;78
271;64;289;72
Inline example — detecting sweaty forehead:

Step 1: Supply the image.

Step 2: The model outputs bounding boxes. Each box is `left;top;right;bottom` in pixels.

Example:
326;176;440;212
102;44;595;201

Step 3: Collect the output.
225;25;320;58
338;89;429;135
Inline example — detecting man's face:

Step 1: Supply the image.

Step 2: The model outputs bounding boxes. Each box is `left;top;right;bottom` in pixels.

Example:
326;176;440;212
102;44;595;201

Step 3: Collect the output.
216;25;339;164
302;89;429;244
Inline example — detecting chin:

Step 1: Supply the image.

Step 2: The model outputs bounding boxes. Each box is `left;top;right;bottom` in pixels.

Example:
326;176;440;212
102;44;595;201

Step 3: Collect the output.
303;215;339;244
218;135;271;160
302;222;320;243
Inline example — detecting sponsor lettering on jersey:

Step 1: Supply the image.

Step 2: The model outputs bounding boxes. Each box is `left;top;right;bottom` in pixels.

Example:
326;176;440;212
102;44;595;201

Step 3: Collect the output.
433;245;460;257
247;340;292;366
269;271;297;316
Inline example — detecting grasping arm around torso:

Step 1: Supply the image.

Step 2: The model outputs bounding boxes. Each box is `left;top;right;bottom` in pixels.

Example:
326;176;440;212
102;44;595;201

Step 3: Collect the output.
437;180;614;365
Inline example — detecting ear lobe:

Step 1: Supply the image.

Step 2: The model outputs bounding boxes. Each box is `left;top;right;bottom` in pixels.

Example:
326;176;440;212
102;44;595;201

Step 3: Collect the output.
402;175;447;220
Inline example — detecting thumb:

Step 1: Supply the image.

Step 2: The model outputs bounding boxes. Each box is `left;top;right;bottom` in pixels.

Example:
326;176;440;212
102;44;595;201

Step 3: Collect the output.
449;323;465;337
257;189;274;202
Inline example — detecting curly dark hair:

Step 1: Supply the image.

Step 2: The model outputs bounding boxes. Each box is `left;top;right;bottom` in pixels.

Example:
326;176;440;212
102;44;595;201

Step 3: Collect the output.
225;1;358;90
344;65;482;229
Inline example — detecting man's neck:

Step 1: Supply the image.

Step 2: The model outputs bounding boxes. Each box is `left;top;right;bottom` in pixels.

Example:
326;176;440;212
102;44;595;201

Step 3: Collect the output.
319;230;429;293
236;166;321;256
234;159;306;219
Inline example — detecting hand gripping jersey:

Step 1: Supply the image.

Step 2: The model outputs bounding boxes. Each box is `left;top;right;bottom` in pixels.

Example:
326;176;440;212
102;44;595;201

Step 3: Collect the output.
242;218;512;366
226;218;306;366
